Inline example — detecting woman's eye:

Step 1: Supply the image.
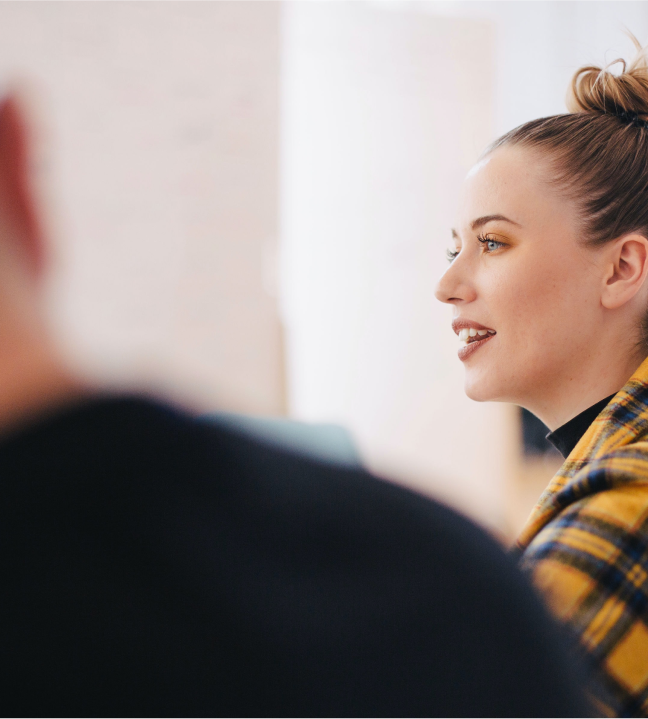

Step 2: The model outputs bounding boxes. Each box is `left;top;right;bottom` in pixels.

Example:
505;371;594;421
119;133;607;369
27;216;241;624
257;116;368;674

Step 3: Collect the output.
477;235;505;253
446;248;459;263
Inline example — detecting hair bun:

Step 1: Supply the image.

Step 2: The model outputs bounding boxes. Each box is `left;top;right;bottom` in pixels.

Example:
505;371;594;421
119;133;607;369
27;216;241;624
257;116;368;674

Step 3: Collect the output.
567;33;648;120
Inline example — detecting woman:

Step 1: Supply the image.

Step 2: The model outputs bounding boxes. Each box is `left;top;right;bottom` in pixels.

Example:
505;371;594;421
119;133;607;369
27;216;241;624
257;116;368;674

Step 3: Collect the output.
436;39;648;717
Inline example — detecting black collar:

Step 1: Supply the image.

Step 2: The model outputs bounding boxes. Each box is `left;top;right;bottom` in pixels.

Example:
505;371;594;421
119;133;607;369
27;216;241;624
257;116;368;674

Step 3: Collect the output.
546;394;615;459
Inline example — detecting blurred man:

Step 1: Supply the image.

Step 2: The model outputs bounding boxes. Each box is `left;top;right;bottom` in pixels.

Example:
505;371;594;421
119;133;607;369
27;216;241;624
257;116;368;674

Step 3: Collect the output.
0;92;590;717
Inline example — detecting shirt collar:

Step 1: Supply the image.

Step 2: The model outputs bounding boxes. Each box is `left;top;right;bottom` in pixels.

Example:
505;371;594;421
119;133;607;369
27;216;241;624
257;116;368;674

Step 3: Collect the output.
545;394;616;459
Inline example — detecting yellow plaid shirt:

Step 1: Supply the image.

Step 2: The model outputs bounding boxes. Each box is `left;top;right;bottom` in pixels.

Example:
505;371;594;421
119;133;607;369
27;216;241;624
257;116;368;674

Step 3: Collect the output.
518;355;648;717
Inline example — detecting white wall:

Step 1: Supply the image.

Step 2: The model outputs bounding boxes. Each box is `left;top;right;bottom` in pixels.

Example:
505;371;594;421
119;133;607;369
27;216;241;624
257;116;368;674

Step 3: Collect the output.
418;1;648;135
0;1;284;414
280;2;514;530
280;1;648;532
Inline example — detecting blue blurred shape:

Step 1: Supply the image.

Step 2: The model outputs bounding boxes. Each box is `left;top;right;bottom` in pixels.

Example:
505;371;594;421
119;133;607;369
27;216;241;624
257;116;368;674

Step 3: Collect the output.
202;412;363;469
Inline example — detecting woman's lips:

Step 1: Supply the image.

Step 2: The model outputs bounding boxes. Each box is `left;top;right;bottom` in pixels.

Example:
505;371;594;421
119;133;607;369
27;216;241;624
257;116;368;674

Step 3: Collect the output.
453;322;497;362
457;332;494;361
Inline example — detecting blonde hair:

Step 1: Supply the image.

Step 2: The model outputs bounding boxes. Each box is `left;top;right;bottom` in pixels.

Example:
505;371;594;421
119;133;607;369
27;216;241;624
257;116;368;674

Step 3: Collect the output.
488;32;648;248
568;33;648;118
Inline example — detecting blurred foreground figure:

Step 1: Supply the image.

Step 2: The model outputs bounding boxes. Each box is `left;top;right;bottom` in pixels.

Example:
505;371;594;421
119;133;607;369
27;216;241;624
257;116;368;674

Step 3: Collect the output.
0;93;589;717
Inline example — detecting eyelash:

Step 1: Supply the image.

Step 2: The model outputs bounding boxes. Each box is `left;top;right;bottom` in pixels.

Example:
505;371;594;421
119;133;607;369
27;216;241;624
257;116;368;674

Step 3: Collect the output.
477;234;505;253
446;235;504;262
446;235;505;263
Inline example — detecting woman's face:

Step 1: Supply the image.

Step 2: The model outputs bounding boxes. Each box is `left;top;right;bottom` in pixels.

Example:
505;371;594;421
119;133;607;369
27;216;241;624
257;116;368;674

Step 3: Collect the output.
435;145;611;415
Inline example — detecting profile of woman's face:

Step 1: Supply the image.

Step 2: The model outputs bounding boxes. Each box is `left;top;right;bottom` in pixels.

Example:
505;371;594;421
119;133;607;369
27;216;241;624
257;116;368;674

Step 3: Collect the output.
435;145;608;413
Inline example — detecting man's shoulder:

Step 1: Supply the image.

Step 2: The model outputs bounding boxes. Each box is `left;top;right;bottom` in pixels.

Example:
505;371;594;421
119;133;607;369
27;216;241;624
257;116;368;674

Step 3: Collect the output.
0;393;507;569
0;394;591;717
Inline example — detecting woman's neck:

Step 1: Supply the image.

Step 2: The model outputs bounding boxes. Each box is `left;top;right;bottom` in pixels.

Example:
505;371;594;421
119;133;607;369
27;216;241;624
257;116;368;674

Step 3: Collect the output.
524;344;646;432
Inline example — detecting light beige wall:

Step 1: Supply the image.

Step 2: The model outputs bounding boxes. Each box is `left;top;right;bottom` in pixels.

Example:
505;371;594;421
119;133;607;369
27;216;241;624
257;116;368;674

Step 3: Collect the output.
281;3;515;532
0;1;283;414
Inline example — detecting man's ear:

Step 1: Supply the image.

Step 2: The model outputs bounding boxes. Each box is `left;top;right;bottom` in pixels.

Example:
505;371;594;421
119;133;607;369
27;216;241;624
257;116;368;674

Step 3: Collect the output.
601;234;648;310
0;92;44;276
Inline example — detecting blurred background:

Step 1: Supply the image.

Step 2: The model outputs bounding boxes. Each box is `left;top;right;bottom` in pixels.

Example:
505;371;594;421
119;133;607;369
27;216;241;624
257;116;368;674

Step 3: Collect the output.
5;0;647;539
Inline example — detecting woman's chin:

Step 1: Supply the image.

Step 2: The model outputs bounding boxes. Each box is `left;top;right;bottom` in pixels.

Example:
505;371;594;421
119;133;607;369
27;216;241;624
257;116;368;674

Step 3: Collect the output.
464;373;503;403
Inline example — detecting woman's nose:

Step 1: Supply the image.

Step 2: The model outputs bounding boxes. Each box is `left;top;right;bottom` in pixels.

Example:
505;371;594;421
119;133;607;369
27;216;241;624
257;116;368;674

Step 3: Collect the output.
435;259;476;305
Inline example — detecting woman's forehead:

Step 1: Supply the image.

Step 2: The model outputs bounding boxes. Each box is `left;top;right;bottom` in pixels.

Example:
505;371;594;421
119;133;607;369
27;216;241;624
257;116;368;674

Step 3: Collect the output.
457;146;571;233
465;146;539;194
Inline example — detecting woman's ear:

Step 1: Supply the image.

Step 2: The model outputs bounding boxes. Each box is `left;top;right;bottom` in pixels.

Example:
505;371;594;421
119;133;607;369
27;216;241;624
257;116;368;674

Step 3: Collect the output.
0;91;45;277
601;234;648;310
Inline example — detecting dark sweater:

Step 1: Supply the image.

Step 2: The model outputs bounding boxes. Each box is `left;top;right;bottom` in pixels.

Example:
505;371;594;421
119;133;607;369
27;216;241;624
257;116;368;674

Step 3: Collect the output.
0;396;590;716
547;394;615;458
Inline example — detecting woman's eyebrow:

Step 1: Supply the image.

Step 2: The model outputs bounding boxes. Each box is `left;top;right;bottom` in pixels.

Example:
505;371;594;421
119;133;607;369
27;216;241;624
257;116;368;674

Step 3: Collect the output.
471;214;521;230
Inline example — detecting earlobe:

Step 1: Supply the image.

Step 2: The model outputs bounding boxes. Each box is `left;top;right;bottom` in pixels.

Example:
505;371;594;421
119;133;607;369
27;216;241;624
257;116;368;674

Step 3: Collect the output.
0;93;44;277
601;235;648;310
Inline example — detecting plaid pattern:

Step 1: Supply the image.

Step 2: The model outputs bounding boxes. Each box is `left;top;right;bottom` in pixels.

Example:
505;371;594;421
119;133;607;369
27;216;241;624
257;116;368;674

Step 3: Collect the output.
517;356;648;717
